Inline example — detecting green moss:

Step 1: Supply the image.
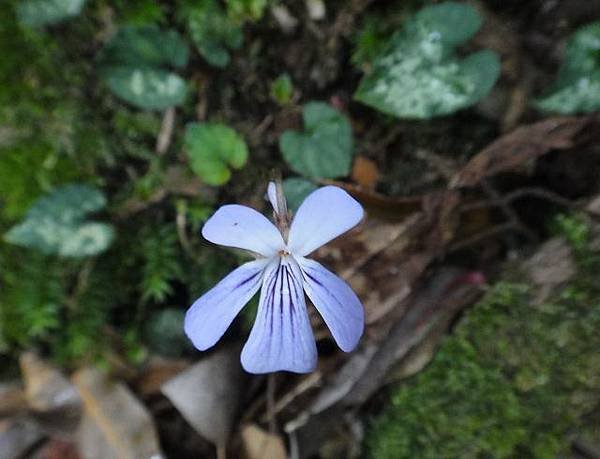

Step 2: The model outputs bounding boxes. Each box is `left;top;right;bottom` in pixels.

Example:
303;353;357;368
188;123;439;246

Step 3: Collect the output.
367;243;600;458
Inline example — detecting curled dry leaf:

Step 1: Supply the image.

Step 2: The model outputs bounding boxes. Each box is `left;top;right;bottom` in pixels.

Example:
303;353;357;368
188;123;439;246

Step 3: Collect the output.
450;116;589;188
160;345;245;448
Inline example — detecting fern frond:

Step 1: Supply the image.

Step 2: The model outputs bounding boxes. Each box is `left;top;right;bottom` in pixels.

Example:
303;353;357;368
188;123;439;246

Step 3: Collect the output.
139;223;184;303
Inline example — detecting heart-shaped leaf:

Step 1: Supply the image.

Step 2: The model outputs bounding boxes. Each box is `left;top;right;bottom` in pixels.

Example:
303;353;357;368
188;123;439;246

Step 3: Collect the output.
99;25;189;111
99;25;189;69
186;0;243;68
17;0;87;27
103;67;187;111
5;184;114;258
282;177;317;212
535;22;600;114
280;102;353;179
184;123;249;186
354;2;500;119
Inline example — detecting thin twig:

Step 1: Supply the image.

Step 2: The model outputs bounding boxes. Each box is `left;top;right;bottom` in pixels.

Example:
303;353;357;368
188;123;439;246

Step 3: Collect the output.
66;259;95;311
176;204;196;261
447;222;518;253
460;187;576;212
260;372;323;423
155;107;176;155
267;374;277;434
481;180;538;244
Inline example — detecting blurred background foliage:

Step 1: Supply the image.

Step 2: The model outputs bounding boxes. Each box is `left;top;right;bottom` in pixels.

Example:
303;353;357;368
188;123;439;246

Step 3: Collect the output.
1;0;600;456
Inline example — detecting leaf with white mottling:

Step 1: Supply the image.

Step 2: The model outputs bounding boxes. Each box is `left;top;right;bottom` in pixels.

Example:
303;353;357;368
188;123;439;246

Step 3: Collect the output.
18;0;86;27
99;25;189;110
354;2;500;119
4;184;114;258
536;22;600;114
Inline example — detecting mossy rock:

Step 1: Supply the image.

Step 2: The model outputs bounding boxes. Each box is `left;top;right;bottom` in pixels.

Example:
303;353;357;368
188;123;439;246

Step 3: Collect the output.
367;231;600;458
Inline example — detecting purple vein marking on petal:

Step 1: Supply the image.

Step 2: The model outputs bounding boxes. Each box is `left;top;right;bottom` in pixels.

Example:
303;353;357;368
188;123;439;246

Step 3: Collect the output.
278;265;285;362
235;270;261;289
265;259;281;338
284;266;297;342
301;266;355;322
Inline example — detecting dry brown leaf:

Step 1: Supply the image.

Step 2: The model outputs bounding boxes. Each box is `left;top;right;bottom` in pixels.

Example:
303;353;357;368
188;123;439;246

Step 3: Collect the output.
134;358;190;398
20;353;80;414
241;424;286;459
451;117;589;188
351;156;379;188
72;367;163;459
0;383;27;418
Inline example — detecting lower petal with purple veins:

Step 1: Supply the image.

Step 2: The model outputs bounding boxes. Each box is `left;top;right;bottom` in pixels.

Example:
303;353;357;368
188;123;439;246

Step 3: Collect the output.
241;258;317;374
296;256;364;352
185;258;268;351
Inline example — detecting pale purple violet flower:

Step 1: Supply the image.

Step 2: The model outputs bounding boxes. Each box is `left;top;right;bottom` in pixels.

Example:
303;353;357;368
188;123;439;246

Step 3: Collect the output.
184;183;365;374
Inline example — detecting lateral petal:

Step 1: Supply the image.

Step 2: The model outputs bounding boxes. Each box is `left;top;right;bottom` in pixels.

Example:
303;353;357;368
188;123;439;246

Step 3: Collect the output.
241;258;317;374
297;257;364;352
287;186;363;256
202;204;285;257
185;259;268;351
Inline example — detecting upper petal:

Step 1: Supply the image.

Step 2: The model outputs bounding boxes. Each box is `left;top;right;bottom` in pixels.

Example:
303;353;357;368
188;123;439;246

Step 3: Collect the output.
185;259;267;351
297;257;364;352
287;186;364;256
241;258;317;374
202;204;285;257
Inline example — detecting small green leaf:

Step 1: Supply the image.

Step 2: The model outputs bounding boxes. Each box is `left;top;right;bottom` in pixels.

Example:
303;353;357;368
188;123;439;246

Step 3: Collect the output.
280;102;353;179
103;67;187;111
5;184;114;257
226;0;269;22
535;22;600;114
283;177;318;212
99;25;189;110
184;123;249;186
17;0;87;27
354;2;500;119
186;0;244;68
270;73;294;105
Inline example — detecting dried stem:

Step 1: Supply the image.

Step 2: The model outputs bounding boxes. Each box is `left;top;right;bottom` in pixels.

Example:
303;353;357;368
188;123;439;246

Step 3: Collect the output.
267;373;277;434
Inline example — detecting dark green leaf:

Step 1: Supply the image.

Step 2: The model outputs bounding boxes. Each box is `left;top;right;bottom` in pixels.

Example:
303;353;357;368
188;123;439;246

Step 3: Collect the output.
283;177;318;212
280;102;353;179
187;0;244;68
